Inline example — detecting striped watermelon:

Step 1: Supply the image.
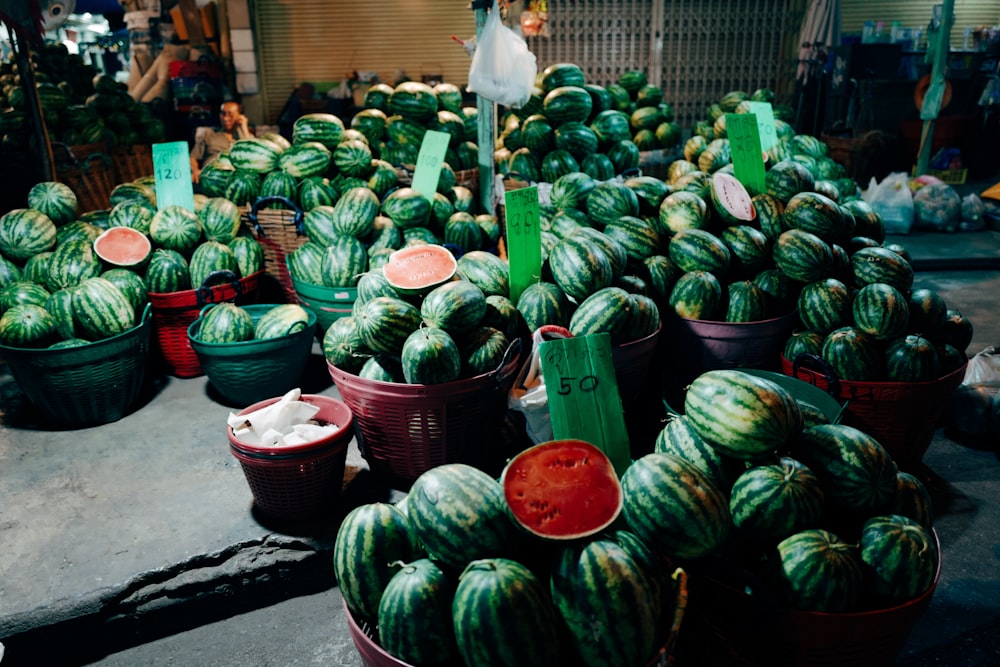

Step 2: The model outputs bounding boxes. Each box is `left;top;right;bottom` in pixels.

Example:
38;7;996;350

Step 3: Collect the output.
669;228;731;277
322;315;372;374
550;536;660;667
516;281;572;330
822;326;883;381
654;414;739;491
860;514;939;606
0;303;58;347
452;558;562;667
292;112;345;149
455;250;510;299
547;235;613;301
376;558;459;665
353;295;422;355
792;423;899;512
407;464;521;567
770;529;864;612
278;140;331;178
333;502;421;621
798;278;853;335
850;246;913;293
729;457;825;543
197;197;243;244
144;248;190;293
321;234;368;287
773;229;834;283
150;205;203;255
401;326;461;384
0;208;57;263
684;369;803;460
188;240;239;288
254;304;312;340
852;282;909;341
72;277;136;340
568;286;632;342
621;452;732;560
47;238;102;291
420;279;487;335
885;334;940;382
194;302;254;343
228;137;281;173
27;181;78;226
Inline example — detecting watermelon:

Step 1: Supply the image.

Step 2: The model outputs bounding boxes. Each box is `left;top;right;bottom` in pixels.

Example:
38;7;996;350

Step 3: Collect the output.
669;228;731;277
621;452;732;560
568;286;633;342
91;225;151;271
658;190;709;234
194;302;254;343
376;558;459;665
382;244;457;295
547;235;613;301
420;279;487;335
320;235;368;287
769;529;864;612
27;181;78;226
887;471;934;529
906;288;948;340
766;159;815;203
850;246;913;293
459;325;510;377
277;141;331;178
100;268;148;314
725;280;769;323
145;248;191;293
0;208;57;263
822;325;883;381
452;558;562;667
333;502;421;621
798;278;853;335
254;303;312;340
456;251;511;299
322;315;372;374
196;197;243;244
401;326;461;384
228;237;265;279
353;295;422;355
189;240;240;288
389;81;439;122
885;334;940;382
792;424;899;512
654;414;739;491
228;137;281;173
860;514;939;607
550;535;660;667
72;277;136;340
669;270;723;320
47;238;102;291
773;229;834;283
0;303;58;347
149;205;203;255
292;112;345;149
516;281;572;331
407;464;521;567
501;439;623;540
720;225;771;278
729;457;825;543
852;282;909;341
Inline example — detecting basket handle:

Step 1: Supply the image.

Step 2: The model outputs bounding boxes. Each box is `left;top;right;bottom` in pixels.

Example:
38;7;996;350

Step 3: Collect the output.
791;352;842;397
196;302;220;320
196;270;242;306
247;195;304;238
492;336;524;389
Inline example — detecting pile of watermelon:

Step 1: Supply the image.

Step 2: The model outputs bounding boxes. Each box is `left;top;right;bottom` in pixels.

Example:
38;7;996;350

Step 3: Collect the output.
493;63;683;184
654;368;938;616
335;443;686;667
200;81;482;217
192;302;313;344
0;179;266;350
0;43;166;155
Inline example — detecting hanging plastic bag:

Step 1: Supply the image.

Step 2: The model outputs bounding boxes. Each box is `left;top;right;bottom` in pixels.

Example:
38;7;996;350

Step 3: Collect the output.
508;325;573;444
467;0;537;108
862;171;914;234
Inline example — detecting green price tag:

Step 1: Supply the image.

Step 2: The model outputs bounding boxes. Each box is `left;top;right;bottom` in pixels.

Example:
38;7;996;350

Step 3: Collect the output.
540;333;631;478
504;185;542;305
152;141;195;212
748;102;778;152
411;130;451;202
726;113;767;196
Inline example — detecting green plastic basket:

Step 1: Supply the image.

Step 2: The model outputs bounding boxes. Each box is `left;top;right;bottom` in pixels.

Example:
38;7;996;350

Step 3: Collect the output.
188;304;318;406
290;275;357;338
0;304;153;427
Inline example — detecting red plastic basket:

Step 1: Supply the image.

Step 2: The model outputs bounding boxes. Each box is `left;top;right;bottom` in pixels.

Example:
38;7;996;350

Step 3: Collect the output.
683;530;941;667
327;339;523;489
243;195;308;304
345;566;689;667
148;270;262;378
227;394;354;520
781;354;968;471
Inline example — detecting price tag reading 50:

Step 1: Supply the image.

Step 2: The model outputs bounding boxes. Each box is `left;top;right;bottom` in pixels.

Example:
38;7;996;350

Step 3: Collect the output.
540;333;630;477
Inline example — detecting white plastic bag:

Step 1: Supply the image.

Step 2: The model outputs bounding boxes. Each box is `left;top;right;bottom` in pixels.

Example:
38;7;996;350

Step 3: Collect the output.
862;172;914;234
947;347;1000;442
507;326;572;444
467;1;537;108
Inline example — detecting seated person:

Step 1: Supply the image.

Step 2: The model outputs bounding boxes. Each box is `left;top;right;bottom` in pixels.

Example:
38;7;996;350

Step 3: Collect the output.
190;101;254;183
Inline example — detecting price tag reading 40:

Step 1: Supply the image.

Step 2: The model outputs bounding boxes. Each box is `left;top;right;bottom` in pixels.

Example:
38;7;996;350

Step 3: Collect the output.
539;333;631;477
504;185;542;305
152;141;195;212
411;129;451;202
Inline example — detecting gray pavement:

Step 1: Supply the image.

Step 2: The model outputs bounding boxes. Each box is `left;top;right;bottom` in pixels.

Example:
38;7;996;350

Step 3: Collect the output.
1;226;999;667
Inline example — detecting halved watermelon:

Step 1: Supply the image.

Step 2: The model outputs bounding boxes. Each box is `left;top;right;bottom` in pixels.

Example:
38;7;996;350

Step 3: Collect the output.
709;171;756;225
382;244;457;295
93;226;152;270
501;439;623;540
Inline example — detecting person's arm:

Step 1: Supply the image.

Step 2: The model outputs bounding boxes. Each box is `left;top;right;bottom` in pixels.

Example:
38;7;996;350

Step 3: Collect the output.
235;113;253;139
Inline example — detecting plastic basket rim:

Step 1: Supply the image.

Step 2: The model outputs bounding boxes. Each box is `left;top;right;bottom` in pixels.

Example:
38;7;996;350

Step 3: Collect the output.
227;393;355;457
0;303;152;359
782;354;969;393
290;276;358;302
187;304;318;353
673;308;799;329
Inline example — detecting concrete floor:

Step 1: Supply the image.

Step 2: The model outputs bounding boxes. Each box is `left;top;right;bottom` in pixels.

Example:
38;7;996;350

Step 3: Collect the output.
1;226;999;667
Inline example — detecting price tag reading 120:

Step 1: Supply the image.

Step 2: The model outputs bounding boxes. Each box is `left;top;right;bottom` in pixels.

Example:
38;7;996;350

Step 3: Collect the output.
539;333;631;477
504;185;541;305
152;141;195;212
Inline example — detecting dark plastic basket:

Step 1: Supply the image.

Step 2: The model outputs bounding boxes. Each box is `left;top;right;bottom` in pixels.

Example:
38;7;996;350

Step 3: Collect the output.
781;353;968;471
663;310;799;373
611;325;662;399
683;530;941;667
290;275;357;338
327;339;523;489
189;304;317;405
227;393;354;520
148;270;262;378
0;304;153;427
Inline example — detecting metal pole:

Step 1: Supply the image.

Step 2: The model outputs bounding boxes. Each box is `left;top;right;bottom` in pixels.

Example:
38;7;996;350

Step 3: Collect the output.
474;2;497;215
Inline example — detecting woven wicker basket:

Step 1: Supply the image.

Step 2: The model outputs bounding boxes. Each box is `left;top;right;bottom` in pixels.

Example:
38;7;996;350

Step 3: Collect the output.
242;195;307;303
111;144;154;183
52;142;115;212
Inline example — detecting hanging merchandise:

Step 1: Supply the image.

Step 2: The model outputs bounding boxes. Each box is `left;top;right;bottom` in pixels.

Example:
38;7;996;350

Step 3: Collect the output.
520;0;550;38
467;0;537;109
